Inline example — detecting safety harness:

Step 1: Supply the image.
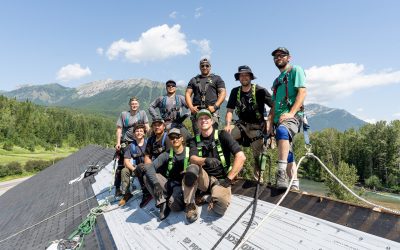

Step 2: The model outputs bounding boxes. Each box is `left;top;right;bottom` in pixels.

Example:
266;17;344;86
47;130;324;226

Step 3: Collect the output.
129;139;147;165
194;74;215;109
166;147;189;177
272;66;293;109
122;111;143;136
160;95;181;120
235;83;262;120
195;129;231;173
149;132;167;158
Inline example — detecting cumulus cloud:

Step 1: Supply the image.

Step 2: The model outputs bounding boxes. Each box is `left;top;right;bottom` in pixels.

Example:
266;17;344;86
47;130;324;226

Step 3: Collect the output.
106;24;189;63
56;64;92;82
96;47;104;55
169;11;177;19
191;39;212;58
195;7;203;18
305;63;400;103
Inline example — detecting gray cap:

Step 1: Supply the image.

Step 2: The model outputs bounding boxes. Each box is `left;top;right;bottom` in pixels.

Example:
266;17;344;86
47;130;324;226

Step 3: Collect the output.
168;128;181;136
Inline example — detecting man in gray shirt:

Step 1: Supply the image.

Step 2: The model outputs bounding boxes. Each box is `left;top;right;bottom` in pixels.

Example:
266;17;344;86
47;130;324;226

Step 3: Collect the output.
114;97;149;197
149;80;191;141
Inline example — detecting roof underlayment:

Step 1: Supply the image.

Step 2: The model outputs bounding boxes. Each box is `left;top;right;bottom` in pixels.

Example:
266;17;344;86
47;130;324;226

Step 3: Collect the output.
0;145;399;250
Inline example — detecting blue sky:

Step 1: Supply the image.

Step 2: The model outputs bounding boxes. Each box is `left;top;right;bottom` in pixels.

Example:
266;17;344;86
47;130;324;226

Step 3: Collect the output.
1;0;400;122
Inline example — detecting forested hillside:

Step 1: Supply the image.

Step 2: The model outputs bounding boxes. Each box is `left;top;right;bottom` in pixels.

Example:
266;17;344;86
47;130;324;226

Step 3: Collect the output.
0;95;114;151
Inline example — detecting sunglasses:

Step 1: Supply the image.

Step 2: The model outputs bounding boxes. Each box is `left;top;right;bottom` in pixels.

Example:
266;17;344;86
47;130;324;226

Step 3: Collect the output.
168;135;182;140
200;64;210;68
273;54;288;60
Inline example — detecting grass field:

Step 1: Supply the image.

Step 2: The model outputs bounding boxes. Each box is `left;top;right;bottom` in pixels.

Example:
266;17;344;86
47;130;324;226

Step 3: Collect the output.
0;146;78;165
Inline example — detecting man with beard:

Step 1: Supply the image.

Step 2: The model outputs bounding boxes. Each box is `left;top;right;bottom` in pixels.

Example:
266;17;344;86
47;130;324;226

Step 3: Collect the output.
183;109;246;223
142;128;188;220
149;79;191;141
267;47;307;190
224;65;273;181
186;58;226;134
114;97;150;197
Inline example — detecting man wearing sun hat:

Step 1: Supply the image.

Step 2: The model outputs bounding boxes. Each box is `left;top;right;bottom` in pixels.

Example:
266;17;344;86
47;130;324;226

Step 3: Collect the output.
182;109;246;223
224;65;273;182
268;47;307;191
185;58;226;134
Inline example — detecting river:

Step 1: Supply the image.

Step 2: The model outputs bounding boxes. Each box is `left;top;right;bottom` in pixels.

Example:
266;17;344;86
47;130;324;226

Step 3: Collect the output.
300;179;400;210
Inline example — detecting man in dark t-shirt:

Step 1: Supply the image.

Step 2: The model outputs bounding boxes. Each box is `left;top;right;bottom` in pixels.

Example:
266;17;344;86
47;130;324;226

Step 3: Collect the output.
182;109;246;224
143;128;188;220
185;58;226;134
225;65;273;181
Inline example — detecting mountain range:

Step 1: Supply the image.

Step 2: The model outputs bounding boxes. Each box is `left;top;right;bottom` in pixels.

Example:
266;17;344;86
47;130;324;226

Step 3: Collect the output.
1;79;366;131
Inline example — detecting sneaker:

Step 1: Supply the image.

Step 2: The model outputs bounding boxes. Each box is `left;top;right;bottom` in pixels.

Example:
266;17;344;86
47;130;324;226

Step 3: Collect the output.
276;169;289;189
159;202;171;221
290;179;300;191
115;188;123;197
185;203;198;224
118;193;133;206
139;192;153;208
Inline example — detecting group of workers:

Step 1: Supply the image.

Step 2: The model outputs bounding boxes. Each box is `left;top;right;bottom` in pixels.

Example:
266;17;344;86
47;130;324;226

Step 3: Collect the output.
113;47;307;222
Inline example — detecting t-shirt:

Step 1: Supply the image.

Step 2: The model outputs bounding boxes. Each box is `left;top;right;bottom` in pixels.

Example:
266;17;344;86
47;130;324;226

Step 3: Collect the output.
149;147;188;183
116;110;149;142
124;141;147;165
271;65;306;124
188;129;241;179
227;84;273;124
144;132;172;160
148;94;188;121
187;74;225;107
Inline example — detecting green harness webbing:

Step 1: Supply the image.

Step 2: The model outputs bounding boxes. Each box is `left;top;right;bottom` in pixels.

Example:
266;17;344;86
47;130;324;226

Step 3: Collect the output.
195;129;231;173
236;84;262;120
166;147;189;177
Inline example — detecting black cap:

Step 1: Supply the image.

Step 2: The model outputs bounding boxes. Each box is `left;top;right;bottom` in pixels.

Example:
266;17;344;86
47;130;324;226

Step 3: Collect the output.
165;80;176;86
151;117;165;125
234;65;256;81
271;47;290;56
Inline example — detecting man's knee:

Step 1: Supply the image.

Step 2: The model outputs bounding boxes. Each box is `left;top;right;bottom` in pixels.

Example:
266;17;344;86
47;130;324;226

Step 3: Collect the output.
275;125;290;141
184;164;199;187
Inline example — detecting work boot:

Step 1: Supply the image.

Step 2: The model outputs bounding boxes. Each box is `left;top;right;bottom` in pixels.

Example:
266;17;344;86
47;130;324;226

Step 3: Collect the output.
115;188;123;197
118;192;133;206
276;169;289;189
159;202;171;221
185;203;198;224
139;192;153;208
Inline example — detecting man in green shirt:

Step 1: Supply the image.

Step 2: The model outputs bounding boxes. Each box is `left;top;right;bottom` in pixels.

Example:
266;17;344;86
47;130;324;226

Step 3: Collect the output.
267;47;307;190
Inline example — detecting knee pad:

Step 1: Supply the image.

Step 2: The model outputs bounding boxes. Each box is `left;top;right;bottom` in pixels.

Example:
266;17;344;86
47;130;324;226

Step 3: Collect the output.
184;164;199;187
287;151;294;163
275;125;290;141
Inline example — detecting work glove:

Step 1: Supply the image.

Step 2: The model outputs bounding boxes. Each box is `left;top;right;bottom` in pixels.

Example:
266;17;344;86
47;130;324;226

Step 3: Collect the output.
205;158;221;169
153;182;163;198
218;177;233;188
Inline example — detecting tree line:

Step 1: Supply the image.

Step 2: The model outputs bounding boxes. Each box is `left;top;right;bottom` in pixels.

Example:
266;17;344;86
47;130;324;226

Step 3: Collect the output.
0;95;115;151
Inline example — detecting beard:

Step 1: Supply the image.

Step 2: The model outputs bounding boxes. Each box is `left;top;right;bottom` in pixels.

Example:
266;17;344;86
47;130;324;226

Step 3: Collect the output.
275;61;288;69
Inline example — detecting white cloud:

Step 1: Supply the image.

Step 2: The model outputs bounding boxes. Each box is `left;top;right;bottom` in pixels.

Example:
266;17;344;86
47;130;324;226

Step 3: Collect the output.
195;7;203;18
191;39;212;58
305;63;400;103
393;113;400;117
96;47;104;55
364;118;377;124
356;108;364;112
56;64;92;82
169;11;177;19
176;80;186;86
106;24;189;63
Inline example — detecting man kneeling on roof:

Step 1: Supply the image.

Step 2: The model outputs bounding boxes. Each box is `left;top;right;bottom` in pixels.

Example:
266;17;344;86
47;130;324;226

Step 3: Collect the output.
142;128;187;220
182;109;246;223
119;123;148;206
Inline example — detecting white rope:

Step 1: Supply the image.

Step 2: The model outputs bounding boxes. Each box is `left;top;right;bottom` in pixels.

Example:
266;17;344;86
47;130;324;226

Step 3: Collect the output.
68;172;85;184
307;152;400;215
234;155;307;250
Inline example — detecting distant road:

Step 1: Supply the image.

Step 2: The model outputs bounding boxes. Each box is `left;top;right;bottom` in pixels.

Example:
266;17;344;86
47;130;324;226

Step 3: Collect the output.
0;176;31;196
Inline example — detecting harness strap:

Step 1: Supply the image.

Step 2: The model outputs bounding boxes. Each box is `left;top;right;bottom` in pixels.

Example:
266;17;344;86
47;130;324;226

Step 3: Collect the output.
236;84;262;120
167;147;189;177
